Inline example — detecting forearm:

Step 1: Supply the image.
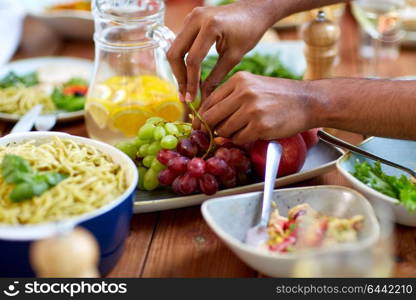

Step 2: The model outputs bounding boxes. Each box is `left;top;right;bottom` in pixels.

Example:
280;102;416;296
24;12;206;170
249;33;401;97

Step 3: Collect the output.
309;78;416;140
250;0;351;23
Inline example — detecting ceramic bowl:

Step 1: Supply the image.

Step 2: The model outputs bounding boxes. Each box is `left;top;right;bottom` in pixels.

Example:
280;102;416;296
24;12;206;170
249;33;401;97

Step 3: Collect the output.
201;186;380;277
337;137;416;227
0;132;138;277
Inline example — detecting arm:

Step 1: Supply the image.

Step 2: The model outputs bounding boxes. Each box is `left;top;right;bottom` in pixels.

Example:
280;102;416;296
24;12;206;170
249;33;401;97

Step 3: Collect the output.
311;78;416;140
196;72;416;144
167;0;349;102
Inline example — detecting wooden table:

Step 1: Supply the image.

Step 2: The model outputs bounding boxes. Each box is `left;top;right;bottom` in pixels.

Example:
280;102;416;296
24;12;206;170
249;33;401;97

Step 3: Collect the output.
3;1;416;277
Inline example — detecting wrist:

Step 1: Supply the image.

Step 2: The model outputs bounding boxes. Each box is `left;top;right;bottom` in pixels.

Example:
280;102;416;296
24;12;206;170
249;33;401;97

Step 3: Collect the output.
302;79;333;129
239;0;283;28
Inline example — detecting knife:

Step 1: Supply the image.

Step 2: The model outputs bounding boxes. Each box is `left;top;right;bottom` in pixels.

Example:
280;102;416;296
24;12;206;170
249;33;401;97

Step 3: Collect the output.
10;104;43;134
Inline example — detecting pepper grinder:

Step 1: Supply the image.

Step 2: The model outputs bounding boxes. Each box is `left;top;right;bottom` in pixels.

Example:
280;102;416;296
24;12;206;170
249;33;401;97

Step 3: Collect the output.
302;10;340;80
30;227;100;278
302;11;340;135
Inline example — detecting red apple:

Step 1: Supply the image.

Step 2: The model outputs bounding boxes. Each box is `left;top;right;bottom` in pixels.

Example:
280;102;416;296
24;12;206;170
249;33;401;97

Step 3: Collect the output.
249;134;307;178
300;128;320;150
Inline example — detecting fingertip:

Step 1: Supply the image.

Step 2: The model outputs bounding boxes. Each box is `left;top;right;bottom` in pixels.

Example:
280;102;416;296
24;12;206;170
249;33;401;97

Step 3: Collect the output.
179;93;185;102
185;92;193;103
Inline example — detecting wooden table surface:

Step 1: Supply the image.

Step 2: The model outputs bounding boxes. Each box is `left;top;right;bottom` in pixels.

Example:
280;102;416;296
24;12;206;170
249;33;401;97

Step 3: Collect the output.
3;1;416;277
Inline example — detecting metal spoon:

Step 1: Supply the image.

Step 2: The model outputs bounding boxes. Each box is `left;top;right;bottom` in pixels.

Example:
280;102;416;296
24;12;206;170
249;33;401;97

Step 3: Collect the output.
34;113;57;131
318;130;416;178
246;141;282;247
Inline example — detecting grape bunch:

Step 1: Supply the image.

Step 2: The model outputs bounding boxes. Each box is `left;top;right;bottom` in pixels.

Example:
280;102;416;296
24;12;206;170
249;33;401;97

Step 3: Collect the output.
116;117;192;191
157;130;252;196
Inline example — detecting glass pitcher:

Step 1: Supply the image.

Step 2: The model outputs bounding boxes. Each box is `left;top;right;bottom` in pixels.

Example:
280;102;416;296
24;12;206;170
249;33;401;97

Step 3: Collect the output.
86;0;183;144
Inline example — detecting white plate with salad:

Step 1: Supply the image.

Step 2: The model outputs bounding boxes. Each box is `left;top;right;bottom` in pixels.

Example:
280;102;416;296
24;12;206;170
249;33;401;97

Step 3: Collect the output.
0;57;93;123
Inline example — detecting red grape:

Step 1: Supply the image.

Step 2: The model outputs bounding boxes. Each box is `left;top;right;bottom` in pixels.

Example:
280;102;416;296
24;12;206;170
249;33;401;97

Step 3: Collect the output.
187;158;206;177
158;169;177;186
235;156;251;173
167;156;190;174
215;147;231;163
179;172;198;195
206;157;228;176
199;174;219;195
172;176;183;195
177;138;198;158
220;167;237;188
190;130;210;154
157;149;180;165
228;148;245;168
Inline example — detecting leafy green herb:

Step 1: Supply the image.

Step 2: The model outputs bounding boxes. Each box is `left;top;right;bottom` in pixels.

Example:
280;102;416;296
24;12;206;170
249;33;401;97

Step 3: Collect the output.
352;161;416;212
1;154;67;202
201;53;302;84
0;71;39;88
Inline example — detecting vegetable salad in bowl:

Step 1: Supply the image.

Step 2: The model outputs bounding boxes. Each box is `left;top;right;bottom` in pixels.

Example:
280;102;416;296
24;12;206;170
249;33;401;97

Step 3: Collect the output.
263;203;364;253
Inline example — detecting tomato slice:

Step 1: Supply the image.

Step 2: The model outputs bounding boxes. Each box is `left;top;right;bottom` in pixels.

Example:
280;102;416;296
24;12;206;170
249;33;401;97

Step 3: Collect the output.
63;85;88;96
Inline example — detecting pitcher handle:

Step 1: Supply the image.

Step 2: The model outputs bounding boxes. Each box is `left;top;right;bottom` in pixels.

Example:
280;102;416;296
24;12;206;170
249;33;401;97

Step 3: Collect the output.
151;24;176;52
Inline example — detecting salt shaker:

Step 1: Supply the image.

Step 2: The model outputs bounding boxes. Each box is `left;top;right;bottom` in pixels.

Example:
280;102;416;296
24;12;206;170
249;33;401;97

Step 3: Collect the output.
30;227;100;278
302;11;340;80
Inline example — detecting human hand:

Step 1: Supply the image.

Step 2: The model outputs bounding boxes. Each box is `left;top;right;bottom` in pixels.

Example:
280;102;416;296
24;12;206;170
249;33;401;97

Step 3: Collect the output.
167;0;280;102
194;72;316;145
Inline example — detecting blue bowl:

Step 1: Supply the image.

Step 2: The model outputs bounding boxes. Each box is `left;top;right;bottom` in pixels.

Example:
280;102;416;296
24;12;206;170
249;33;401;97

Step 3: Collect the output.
0;132;138;277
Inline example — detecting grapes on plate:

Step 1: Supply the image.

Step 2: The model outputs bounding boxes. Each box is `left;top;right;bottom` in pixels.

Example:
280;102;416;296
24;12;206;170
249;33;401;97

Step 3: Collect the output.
117;119;254;195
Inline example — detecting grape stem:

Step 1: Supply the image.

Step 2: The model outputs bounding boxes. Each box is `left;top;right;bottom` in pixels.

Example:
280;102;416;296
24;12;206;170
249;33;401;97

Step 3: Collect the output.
188;102;214;160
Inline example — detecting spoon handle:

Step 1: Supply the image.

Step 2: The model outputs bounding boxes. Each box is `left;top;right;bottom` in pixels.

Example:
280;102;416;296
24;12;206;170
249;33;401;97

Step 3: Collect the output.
318;130;416;178
260;141;282;228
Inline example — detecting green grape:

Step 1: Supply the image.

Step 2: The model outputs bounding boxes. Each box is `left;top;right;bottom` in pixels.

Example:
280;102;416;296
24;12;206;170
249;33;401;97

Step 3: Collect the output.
146;117;164;125
160;135;178;150
153;126;166;140
138;123;156;140
178;123;192;136
148;141;162;155
143;155;156;168
133;137;148;148
165;123;179;136
138;144;149;157
138;166;147;190
115;141;138;159
151;159;167;172
143;169;159;191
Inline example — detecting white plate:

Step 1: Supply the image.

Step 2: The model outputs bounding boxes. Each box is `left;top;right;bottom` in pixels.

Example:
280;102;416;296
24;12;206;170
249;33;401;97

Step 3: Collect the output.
0;56;93;123
19;0;93;40
134;141;343;213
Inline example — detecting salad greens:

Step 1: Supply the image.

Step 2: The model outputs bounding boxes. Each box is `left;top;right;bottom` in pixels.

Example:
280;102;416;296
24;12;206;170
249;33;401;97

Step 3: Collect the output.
353;161;416;212
1;154;67;202
201;53;302;84
51;77;88;112
0;71;39;88
217;0;235;5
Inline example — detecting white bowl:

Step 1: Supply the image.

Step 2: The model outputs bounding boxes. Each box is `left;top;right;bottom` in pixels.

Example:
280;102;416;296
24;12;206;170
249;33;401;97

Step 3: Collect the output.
201;186;380;277
337;137;416;227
